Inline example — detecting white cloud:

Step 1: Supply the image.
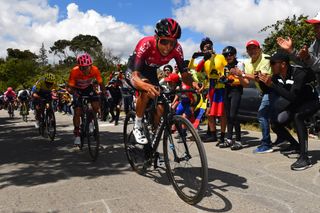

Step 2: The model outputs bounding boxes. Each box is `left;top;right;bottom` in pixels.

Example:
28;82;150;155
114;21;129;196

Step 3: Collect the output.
179;38;199;59
0;1;144;61
174;0;319;54
143;25;154;35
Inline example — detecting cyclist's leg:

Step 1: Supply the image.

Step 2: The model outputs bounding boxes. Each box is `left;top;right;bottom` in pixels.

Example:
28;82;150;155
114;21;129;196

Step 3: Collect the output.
91;100;100;114
32;96;41;127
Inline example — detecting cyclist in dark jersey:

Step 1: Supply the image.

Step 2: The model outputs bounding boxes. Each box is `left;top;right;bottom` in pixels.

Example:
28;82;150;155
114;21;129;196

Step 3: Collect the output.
126;18;198;144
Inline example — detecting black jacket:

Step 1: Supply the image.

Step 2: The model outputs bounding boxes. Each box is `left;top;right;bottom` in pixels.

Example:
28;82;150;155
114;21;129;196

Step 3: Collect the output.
271;65;318;111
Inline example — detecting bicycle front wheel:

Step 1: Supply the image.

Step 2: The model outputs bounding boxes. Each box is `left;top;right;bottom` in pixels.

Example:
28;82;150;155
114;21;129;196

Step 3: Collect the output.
163;115;208;205
46;109;56;141
8;103;14;118
22;104;28;122
87;111;100;161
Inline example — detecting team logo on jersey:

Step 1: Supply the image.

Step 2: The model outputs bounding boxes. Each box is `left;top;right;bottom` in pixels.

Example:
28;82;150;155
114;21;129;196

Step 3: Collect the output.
137;41;151;58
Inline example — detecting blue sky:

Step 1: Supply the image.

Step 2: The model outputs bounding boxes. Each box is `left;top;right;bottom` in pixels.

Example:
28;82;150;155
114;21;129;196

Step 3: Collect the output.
47;0;215;52
0;0;317;60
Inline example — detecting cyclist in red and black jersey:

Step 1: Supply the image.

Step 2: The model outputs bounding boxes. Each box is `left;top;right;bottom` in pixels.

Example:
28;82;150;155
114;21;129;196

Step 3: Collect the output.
125;18;198;144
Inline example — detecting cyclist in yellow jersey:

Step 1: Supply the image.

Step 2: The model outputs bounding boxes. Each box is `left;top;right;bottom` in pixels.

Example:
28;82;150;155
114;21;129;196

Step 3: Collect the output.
32;73;58;128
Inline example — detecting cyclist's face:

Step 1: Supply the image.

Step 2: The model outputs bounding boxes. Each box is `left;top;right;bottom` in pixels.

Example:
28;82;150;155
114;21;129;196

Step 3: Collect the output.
157;37;177;56
246;45;261;62
313;24;320;39
80;65;91;75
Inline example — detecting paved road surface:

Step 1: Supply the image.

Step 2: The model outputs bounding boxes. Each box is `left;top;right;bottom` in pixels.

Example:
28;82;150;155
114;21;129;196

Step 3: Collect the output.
1;110;320;213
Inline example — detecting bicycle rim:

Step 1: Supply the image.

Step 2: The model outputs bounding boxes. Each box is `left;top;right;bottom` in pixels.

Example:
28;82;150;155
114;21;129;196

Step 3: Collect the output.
123;111;148;174
8;103;13;117
46;111;56;141
39;115;45;136
87;112;100;161
22;104;28;121
163;115;208;205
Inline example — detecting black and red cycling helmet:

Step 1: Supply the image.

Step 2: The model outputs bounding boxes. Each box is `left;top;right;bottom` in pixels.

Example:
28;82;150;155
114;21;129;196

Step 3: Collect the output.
155;18;181;39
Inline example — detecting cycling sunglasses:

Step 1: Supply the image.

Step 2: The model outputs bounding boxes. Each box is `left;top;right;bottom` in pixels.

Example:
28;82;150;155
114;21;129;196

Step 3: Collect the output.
79;66;90;71
159;37;177;47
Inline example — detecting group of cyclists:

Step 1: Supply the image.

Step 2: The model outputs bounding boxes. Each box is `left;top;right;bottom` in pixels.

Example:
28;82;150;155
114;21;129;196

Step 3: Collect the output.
1;15;320;174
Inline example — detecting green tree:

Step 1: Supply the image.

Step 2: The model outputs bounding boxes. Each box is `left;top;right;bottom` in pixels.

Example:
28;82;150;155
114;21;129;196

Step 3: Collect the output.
6;48;37;60
70;34;103;56
0;49;39;90
38;42;48;66
261;15;315;55
49;39;71;62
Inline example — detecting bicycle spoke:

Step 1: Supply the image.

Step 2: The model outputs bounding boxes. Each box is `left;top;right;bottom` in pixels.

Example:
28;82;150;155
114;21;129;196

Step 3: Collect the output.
163;115;208;205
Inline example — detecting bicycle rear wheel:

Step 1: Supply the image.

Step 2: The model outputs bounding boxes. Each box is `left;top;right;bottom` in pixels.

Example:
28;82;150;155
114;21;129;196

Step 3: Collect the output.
21;104;28;122
87;111;100;161
8;103;14;118
38;113;45;136
163;115;208;205
46;109;56;141
123;111;150;174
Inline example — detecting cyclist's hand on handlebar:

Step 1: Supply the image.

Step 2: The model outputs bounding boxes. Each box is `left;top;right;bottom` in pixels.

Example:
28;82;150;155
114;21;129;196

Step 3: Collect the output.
145;84;160;99
33;93;40;99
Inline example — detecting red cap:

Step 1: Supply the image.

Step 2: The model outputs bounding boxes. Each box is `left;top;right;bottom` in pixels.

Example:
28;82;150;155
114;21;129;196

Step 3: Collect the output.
164;73;180;83
246;40;260;48
305;11;320;24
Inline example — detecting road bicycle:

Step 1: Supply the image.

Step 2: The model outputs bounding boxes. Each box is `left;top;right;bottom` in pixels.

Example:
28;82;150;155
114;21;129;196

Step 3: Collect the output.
123;88;208;204
38;98;56;141
78;95;100;161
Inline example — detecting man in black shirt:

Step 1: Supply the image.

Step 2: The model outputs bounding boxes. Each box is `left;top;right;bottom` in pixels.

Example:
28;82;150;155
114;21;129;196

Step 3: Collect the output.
260;51;319;171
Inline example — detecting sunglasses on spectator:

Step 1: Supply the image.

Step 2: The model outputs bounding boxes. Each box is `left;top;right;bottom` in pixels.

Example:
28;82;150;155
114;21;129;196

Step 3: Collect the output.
159;37;177;47
223;53;235;57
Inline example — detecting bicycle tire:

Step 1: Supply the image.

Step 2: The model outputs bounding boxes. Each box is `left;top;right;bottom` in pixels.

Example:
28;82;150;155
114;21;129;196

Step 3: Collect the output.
22;103;28;122
46;109;56;141
8;103;14;118
39;112;45;136
163;115;208;205
87;111;100;161
123;110;149;174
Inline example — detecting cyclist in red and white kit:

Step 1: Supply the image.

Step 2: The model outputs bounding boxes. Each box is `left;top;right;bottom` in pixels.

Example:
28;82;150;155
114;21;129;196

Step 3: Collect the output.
125;18;198;144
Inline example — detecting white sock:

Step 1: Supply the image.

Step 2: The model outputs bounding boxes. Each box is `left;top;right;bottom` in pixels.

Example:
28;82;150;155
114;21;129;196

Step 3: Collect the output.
135;116;142;129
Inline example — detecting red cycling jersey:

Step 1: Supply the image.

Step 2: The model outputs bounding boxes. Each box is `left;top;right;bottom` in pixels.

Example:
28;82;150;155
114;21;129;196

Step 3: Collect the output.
4;91;17;101
129;36;185;73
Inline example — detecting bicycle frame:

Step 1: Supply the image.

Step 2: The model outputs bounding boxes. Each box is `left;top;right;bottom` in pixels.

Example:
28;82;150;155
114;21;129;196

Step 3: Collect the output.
143;91;192;165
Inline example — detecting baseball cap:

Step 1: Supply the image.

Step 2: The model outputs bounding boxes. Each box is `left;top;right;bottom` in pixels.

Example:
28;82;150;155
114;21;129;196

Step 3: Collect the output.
164;73;180;83
265;51;290;63
246;40;260;48
305;11;320;24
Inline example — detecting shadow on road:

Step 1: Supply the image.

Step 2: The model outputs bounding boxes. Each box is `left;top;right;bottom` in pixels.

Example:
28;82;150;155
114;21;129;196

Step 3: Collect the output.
134;163;248;212
0;116;130;189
